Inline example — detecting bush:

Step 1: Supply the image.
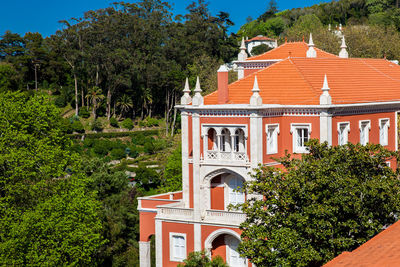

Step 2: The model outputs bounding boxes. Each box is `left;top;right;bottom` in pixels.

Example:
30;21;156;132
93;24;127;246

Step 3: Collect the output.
71;120;85;133
121;118;134;130
110;117;119;128
54;95;67;108
79;107;90;118
91;119;103;132
128;145;139;158
143;137;156;154
93;140;111;156
146;117;160;127
131;133;147;146
110;148;126;160
61;118;73;134
67;129;161;139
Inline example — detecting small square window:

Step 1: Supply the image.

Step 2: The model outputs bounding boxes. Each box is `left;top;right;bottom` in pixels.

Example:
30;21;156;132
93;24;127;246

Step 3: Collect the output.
266;124;279;154
291;124;311;153
170;233;186;262
379;119;390;146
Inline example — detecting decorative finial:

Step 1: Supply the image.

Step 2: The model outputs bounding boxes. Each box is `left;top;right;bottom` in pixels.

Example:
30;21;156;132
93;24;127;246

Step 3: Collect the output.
192;76;203;106
306;33;317;58
339;36;348;58
240;37;246;50
320;74;331;105
181;77;192;105
238;37;248;61
250;75;262;106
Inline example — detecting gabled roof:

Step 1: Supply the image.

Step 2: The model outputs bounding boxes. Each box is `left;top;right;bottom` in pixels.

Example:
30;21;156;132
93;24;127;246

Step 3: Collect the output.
245;36;275;42
204;57;400;106
324;220;400;266
246;42;337;61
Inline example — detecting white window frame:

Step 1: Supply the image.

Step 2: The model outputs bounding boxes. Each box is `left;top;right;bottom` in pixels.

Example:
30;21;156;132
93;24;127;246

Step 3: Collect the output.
337;122;350;146
379;118;390;146
290;123;312;153
359;120;371;146
266;124;280;154
224;175;245;210
225;236;247;267
169;233;187;262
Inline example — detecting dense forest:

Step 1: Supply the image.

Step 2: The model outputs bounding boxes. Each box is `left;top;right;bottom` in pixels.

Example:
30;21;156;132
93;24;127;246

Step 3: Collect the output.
3;0;400;266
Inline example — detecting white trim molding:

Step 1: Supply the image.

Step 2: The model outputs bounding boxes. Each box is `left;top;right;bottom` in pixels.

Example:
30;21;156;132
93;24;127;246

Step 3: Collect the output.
169;232;187;262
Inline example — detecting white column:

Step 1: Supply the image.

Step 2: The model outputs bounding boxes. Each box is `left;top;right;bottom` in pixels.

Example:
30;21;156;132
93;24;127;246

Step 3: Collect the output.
250;112;263;170
203;133;208;159
155;219;162;267
320;110;332;145
231;134;236;159
194;223;202;251
181;111;190;208
238;66;244;80
139;241;151;267
192;112;201;220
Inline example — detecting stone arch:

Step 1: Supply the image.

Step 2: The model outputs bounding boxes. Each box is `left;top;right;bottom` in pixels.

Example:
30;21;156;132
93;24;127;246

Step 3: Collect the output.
204;228;241;251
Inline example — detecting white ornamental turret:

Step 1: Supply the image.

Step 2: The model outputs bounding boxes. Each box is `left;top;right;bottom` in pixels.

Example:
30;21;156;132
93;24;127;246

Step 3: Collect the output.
238;37;248;61
319;74;332;105
180;77;192;105
339;35;348;58
250;75;263;106
306;33;317;58
192;76;203;106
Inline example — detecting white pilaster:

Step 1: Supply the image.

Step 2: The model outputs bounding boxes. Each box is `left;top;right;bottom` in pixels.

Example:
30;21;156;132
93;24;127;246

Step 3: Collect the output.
194;223;202;251
250;112;263;170
155;219;162;267
181;111;190;208
320;110;332;145
238;65;244;80
139;241;151;267
192;112;201;220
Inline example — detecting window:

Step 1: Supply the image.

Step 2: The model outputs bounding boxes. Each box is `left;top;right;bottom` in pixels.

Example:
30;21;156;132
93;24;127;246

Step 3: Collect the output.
225;236;246;267
359;120;371;145
234;129;245;152
338;122;350;145
291;124;311;153
228;177;245;207
170;233;186;262
266;124;279;154
379;119;390;146
221;129;231;152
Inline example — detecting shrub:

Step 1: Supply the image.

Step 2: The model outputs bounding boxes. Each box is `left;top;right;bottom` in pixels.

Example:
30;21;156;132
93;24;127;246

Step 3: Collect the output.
143;137;156;154
67;129;161;139
92;140;112;156
110;117;119;128
131;133;146;146
71;120;85;133
145;117;159;127
54;95;67;108
61;118;73;134
128;145;139;158
91;119;103;132
83;138;94;148
110;148;126;160
79;107;90;118
138;120;146;127
121;118;134;130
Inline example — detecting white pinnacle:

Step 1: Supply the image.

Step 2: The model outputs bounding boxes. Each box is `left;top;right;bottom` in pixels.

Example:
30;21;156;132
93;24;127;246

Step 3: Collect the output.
183;77;190;93
322;74;330;91
339;35;349;58
308;33;314;47
194;76;202;93
252;75;260;92
320;74;331;105
341;36;347;48
240;37;246;50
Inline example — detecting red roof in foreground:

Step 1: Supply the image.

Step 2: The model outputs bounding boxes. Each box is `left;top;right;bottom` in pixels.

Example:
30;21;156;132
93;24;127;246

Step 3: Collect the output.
324;220;400;267
204;57;400;106
247;42;337;61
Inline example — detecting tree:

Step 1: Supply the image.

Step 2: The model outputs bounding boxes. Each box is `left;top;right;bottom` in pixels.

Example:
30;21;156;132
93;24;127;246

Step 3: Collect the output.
86;86;104;119
0;92;104;265
251;44;273;56
162;145;182;192
178;251;228;267
0;62;20;91
238;140;400;266
117;94;134;119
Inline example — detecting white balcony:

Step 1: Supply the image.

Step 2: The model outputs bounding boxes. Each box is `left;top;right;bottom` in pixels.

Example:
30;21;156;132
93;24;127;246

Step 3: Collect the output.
204;151;249;162
156;202;194;221
204;209;246;226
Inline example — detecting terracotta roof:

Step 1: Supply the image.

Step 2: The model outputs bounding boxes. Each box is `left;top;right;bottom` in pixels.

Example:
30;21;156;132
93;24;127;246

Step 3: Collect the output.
324;220;400;267
246;42;337;61
245;36;275;42
204;57;400;105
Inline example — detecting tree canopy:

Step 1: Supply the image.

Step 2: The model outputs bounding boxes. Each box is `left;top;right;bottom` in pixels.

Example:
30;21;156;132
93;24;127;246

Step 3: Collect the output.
239;140;400;266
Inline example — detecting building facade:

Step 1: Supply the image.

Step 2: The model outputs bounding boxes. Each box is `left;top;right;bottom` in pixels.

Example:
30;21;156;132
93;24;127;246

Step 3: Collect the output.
138;35;400;267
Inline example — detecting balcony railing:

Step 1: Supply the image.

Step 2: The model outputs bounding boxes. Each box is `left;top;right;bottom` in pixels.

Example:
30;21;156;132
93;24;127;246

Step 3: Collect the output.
156;202;194;221
204;209;246;226
204;151;248;162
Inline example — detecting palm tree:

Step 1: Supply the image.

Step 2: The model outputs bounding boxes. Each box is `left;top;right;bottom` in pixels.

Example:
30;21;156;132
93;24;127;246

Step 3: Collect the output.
117;94;133;119
86;86;104;119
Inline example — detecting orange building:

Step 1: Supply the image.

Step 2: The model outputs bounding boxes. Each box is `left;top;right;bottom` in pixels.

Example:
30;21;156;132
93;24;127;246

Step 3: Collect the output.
138;34;400;267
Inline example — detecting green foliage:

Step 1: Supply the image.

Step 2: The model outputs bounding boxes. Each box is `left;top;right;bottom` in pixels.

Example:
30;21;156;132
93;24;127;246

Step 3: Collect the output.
79;106;91;118
91;119;104;132
144;137;156;154
239;140;400;266
93;140;112;157
54;94;68;108
0;62;19;91
178;251;228;267
135;164;161;191
71;119;85;133
0;91;104;265
162;145;182;192
251;44;272;56
121;118;134;130
110;117;119;128
110;148;126;160
286;14;323;38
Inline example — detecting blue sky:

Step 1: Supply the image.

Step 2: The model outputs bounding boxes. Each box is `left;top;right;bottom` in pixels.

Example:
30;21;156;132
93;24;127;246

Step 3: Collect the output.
0;0;329;37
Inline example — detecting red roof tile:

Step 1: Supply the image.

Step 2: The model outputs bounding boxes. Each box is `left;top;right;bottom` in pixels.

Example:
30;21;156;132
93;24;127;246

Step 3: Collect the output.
246;36;275;42
246;42;337;61
324;220;400;267
204;58;400;106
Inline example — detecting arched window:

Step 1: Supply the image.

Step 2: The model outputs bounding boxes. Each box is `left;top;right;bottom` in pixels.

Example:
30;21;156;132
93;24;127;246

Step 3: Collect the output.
228;176;245;206
207;128;217;151
234;129;245;152
225;236;246;267
220;128;231;152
